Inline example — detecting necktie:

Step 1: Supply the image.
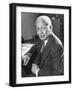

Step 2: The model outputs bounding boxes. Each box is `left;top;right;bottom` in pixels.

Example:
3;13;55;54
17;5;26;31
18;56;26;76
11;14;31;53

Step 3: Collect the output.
38;42;45;66
41;41;45;52
34;41;45;66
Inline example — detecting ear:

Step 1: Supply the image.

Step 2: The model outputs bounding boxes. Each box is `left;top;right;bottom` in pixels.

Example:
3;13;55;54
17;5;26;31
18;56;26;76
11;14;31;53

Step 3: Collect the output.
50;25;53;32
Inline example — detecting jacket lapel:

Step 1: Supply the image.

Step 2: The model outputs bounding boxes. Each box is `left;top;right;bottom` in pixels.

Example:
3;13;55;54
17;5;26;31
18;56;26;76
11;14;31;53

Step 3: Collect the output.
41;35;53;63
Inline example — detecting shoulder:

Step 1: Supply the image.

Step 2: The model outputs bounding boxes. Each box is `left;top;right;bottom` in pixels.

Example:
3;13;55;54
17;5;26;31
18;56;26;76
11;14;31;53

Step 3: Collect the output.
50;33;63;53
30;40;42;51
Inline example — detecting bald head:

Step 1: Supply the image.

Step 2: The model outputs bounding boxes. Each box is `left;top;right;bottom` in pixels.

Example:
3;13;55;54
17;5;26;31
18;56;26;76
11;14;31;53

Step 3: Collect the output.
35;15;52;27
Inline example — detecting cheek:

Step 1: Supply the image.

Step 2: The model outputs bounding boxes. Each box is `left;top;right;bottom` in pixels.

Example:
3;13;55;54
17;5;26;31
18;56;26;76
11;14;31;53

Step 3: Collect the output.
37;32;40;36
45;30;49;35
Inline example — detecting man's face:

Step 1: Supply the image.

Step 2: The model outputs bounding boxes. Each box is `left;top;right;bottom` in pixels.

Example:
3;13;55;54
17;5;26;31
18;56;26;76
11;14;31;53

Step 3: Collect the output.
36;22;51;40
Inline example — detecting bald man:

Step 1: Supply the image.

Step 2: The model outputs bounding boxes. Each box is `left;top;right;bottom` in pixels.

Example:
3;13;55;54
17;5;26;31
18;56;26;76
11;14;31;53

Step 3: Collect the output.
22;15;64;77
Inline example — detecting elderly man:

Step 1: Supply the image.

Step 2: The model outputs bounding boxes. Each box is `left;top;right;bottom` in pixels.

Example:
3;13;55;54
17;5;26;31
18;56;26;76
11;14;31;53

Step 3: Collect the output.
22;15;64;77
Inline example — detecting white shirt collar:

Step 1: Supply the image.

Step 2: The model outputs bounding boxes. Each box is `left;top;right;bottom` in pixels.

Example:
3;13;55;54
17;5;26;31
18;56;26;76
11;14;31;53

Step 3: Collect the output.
44;39;48;46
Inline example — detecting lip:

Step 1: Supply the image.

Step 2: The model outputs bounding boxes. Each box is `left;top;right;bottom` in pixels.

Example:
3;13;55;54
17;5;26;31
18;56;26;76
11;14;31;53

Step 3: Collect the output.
39;34;45;38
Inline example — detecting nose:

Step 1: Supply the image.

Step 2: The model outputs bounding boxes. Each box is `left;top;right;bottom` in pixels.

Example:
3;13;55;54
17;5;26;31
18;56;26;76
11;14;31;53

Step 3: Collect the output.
39;29;44;34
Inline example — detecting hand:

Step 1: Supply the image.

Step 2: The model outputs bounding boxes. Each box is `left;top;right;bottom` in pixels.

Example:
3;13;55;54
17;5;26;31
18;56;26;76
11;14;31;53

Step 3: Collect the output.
22;55;30;66
31;64;39;74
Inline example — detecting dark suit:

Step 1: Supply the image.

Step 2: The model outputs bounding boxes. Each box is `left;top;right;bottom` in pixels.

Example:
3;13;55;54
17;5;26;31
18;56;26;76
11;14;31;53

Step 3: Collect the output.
22;33;64;77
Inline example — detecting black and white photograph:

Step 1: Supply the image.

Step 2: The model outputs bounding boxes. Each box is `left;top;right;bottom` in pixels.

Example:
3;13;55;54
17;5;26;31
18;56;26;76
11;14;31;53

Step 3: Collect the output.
10;3;71;86
21;13;64;77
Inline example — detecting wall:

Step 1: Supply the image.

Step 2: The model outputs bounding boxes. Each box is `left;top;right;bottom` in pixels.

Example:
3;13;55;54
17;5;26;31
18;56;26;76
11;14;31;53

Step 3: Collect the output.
21;13;37;40
21;12;63;43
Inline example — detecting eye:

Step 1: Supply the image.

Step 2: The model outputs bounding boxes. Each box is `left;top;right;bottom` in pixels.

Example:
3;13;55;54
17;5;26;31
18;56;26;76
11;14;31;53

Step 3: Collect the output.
41;26;47;30
43;27;47;29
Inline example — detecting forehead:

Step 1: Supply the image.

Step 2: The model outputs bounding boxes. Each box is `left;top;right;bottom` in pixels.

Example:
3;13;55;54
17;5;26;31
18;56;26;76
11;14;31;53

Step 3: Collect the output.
36;19;48;26
36;22;49;30
36;24;49;31
36;22;46;27
36;17;52;27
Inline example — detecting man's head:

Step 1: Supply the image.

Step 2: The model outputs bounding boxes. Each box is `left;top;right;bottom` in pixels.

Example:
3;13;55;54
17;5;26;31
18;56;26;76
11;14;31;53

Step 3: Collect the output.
35;15;53;40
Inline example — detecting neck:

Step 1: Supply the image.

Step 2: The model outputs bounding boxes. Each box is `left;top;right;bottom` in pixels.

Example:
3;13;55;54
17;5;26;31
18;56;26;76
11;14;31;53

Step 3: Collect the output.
44;33;52;41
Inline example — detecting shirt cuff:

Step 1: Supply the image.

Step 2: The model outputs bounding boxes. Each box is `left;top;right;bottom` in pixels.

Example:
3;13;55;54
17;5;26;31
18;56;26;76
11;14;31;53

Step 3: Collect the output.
36;68;40;77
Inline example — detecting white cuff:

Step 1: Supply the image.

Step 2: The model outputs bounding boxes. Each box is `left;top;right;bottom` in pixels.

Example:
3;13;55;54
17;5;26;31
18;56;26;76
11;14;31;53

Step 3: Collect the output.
36;68;40;77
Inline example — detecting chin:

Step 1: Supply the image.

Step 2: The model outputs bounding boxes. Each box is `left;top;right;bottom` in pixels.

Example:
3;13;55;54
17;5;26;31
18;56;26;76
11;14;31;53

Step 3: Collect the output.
40;37;46;40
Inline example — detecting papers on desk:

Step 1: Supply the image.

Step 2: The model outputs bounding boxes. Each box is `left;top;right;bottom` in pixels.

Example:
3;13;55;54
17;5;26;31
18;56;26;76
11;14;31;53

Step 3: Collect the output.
21;44;34;56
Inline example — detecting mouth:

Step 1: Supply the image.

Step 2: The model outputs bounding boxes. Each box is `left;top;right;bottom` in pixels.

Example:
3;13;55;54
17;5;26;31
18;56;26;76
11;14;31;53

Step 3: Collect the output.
39;34;45;38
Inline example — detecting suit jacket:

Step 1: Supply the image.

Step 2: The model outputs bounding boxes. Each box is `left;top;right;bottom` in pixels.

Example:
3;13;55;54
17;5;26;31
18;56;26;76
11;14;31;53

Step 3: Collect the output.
22;33;64;77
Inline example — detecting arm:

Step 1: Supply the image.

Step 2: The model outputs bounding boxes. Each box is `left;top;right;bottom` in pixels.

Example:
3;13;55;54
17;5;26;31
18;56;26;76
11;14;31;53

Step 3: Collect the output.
22;44;39;76
22;44;38;65
52;46;64;75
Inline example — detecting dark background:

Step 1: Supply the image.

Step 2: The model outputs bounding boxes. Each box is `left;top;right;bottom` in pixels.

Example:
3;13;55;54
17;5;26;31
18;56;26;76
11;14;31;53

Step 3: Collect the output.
21;12;64;45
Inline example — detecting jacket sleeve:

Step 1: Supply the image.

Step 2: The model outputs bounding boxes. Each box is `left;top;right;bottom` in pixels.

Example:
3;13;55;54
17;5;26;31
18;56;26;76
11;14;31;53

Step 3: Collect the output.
22;44;38;75
52;46;64;75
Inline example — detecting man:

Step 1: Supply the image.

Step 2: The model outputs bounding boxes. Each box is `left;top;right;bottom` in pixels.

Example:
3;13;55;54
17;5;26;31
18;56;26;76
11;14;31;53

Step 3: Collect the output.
22;15;64;77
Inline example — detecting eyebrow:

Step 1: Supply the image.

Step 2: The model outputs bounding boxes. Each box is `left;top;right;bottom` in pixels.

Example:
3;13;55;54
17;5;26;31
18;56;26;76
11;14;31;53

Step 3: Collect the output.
42;19;48;26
